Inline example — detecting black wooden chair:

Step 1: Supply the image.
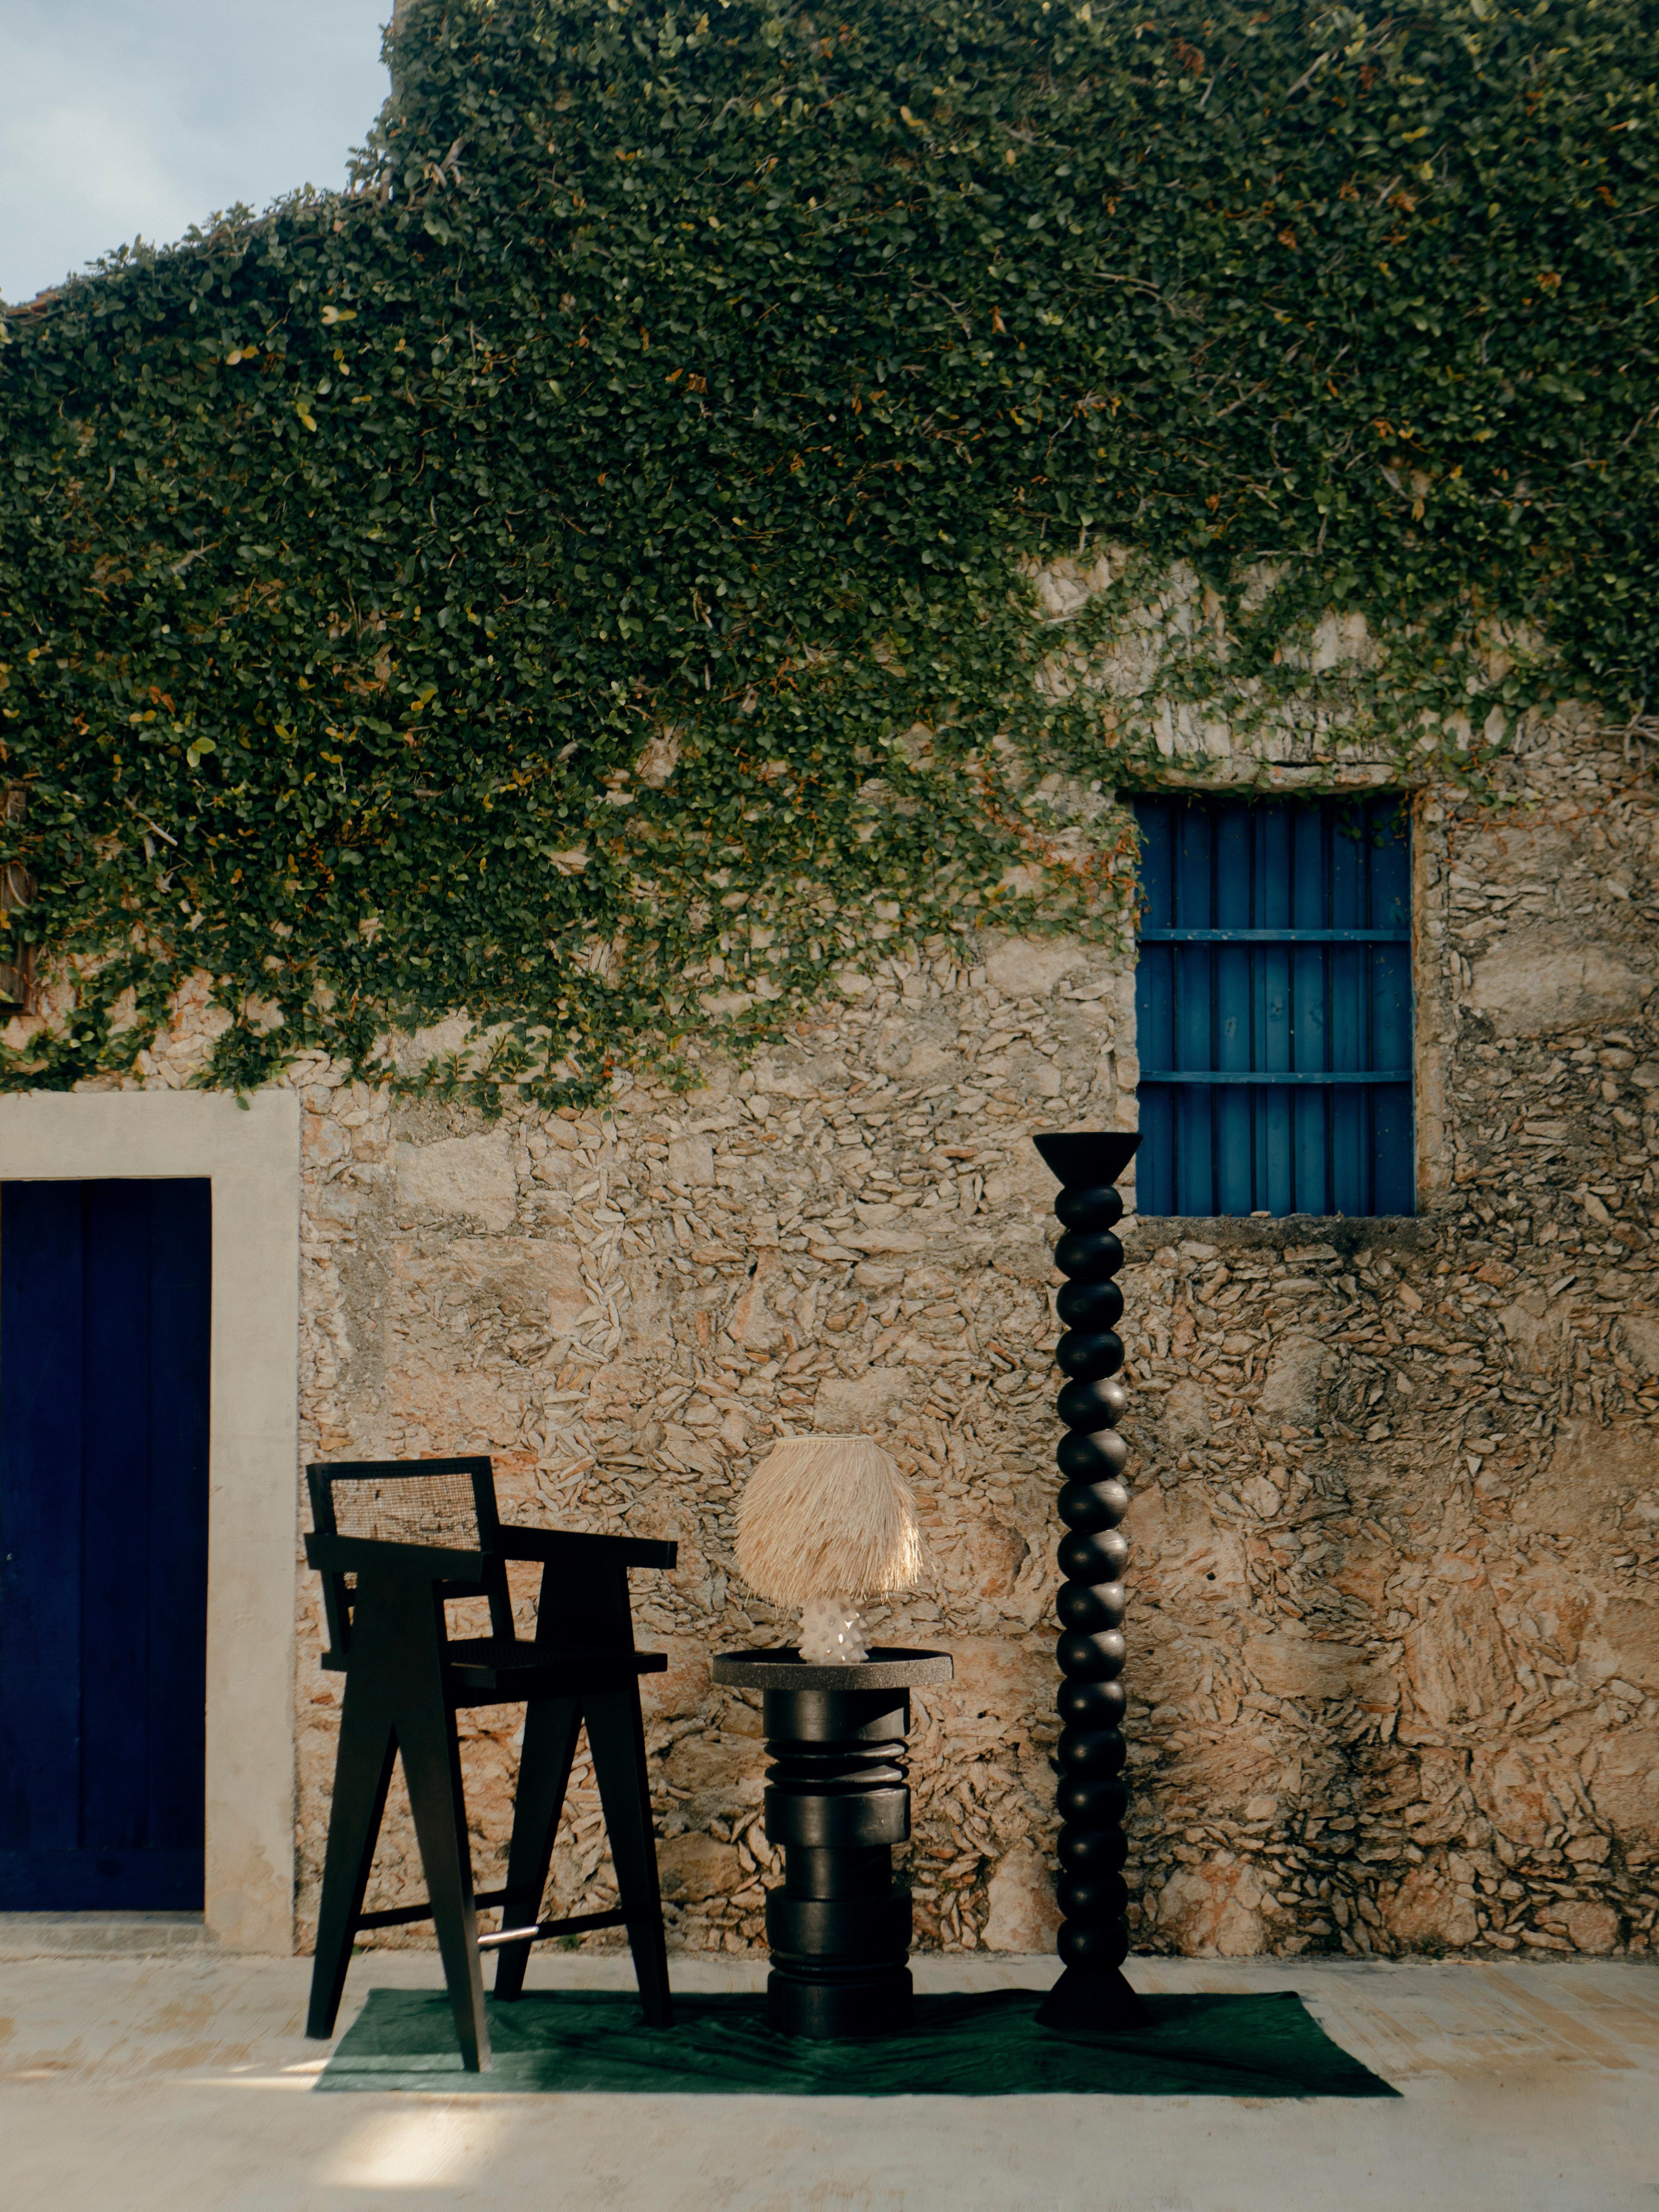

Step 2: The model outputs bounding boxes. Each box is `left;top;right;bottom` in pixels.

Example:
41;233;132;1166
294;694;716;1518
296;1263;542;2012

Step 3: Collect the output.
303;1454;677;2072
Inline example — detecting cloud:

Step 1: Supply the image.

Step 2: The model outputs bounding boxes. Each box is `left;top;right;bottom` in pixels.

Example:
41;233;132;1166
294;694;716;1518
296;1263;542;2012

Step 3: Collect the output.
0;0;392;303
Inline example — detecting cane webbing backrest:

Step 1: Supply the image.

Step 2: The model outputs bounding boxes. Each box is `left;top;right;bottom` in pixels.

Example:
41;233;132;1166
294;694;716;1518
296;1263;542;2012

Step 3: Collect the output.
325;1464;489;1548
307;1454;512;1660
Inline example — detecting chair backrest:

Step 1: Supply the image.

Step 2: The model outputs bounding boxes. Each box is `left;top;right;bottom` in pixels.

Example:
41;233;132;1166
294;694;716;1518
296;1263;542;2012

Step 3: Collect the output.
306;1455;514;1662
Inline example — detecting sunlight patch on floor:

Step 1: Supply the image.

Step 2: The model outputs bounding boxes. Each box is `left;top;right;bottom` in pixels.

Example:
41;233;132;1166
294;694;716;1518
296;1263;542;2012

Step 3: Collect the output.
320;2103;512;2189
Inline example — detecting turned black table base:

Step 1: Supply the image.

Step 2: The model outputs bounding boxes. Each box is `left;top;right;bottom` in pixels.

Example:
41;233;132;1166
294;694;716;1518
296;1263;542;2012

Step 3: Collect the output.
712;1648;953;2039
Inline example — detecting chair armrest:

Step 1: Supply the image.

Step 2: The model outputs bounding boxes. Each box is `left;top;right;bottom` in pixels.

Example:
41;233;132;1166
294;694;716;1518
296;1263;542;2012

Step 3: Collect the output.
493;1526;679;1572
305;1531;489;1581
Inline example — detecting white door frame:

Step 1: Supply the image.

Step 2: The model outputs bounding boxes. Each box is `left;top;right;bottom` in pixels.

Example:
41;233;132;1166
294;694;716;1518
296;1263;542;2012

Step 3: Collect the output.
0;1089;300;1952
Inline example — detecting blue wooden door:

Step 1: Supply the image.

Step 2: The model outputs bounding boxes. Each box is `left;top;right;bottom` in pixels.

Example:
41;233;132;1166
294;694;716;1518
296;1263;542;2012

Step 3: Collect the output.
0;1180;211;1910
1134;795;1414;1217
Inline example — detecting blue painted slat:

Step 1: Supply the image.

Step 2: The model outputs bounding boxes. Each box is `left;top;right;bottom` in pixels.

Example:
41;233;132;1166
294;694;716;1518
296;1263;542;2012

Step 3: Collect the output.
1370;803;1412;930
1329;936;1368;1213
1330;1094;1366;1214
1132;908;1176;1213
1256;800;1296;1212
1372;1086;1416;1215
1292;940;1325;1208
1139;802;1174;928
82;1180;153;1852
1174;801;1212;931
1212;796;1251;1211
1328;944;1364;1075
1260;803;1292;930
1331;805;1363;930
1372;943;1413;1076
1174;808;1215;1214
0;1847;204;1911
0;1179;210;1909
1138;929;1408;942
145;1180;211;1851
1136;944;1176;1073
1133;795;1414;1217
1289;812;1325;1213
1214;915;1252;1215
1260;941;1290;1073
1138;1069;1412;1085
1137;1087;1175;1215
0;1185;85;1853
1372;800;1415;1208
1262;940;1293;1210
1371;907;1416;1213
1214;805;1253;930
1293;939;1327;1068
1292;803;1326;930
1176;1035;1214;1215
1134;802;1175;1208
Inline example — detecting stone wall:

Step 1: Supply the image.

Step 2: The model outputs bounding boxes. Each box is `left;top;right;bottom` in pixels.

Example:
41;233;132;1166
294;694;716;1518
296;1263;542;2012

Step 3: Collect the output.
47;711;1659;1965
284;929;1136;1957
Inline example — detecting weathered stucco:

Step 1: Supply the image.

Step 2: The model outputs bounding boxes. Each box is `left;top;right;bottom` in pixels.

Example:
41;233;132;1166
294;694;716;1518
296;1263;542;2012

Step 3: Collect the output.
49;692;1659;1966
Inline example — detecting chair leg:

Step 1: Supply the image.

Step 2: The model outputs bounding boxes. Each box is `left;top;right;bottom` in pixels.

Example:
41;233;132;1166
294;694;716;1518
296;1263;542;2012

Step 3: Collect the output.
493;1694;582;2003
399;1698;491;2073
586;1685;673;2028
307;1690;398;2041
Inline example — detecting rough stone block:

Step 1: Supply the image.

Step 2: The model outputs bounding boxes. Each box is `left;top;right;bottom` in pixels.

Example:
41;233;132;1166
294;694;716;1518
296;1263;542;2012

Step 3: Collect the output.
814;1369;915;1431
1156;1861;1266;1957
658;1832;746;1903
982;1840;1060;1952
1469;933;1653;1036
982;934;1089;1000
667;1133;716;1185
395;1132;518;1229
1385;1865;1480;1952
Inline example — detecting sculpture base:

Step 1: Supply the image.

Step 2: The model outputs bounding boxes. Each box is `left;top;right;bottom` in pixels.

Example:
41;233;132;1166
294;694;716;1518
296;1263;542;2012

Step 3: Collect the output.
768;1963;912;2040
1036;1963;1149;2033
711;1649;953;2042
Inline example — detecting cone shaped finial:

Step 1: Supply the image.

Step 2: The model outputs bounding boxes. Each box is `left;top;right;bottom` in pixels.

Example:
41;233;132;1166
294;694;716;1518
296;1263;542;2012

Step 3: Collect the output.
1033;1131;1141;1187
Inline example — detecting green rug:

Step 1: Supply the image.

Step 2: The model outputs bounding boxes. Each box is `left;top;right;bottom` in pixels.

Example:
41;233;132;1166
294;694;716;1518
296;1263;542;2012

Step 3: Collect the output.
318;1987;1399;2098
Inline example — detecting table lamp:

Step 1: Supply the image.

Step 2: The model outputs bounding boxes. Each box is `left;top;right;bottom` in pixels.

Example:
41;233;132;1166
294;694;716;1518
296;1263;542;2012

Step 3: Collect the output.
735;1433;922;1660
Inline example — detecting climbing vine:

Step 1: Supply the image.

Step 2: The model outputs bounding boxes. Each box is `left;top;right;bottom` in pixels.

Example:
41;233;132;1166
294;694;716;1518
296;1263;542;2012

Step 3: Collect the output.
0;0;1654;1100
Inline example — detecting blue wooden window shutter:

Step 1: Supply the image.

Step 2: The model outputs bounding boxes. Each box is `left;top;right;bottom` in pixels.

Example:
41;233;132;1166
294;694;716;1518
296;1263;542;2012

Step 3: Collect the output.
1132;794;1414;1218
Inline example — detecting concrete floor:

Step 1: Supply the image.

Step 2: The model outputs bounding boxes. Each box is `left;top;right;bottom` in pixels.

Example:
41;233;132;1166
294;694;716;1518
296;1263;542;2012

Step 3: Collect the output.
0;1941;1655;2212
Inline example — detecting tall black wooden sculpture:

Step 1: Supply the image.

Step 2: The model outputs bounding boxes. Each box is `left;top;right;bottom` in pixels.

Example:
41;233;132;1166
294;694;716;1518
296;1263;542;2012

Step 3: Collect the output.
1033;1130;1148;2033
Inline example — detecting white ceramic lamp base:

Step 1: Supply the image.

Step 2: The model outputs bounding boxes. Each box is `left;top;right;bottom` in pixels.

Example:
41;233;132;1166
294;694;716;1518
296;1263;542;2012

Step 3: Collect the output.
798;1595;869;1665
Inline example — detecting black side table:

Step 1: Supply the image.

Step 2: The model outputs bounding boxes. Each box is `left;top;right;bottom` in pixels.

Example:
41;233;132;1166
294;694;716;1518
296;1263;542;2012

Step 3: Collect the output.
711;1646;953;2038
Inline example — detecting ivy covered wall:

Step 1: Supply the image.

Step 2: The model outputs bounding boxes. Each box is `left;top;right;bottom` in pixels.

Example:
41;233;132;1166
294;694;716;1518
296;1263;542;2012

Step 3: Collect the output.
3;1;1655;1965
1;0;1655;1098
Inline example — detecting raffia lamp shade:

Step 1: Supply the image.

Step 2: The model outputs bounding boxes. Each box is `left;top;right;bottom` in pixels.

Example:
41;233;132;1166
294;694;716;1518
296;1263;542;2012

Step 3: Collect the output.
735;1434;922;1634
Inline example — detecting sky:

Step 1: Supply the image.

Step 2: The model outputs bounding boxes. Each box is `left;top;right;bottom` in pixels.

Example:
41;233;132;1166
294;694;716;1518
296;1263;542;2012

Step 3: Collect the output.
1;1;393;305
